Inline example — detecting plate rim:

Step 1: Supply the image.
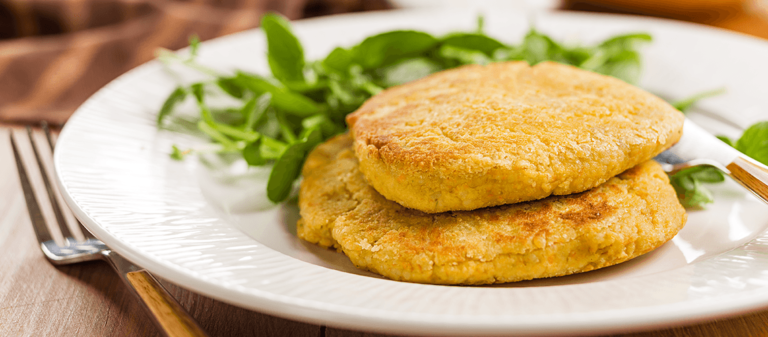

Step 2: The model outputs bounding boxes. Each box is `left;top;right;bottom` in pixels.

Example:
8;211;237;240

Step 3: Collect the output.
54;8;768;336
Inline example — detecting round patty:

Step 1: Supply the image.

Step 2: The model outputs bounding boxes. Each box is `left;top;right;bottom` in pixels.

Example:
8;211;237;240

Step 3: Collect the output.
346;61;684;213
297;134;687;285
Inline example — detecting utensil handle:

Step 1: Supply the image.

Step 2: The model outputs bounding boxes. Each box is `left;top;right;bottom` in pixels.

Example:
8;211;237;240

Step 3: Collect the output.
104;251;209;337
727;156;768;204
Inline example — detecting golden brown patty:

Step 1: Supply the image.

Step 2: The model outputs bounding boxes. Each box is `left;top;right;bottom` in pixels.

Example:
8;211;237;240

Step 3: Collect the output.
346;61;684;213
297;134;687;285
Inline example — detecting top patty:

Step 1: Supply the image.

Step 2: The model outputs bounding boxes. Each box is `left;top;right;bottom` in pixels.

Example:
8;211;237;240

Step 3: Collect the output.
347;61;684;213
297;134;687;285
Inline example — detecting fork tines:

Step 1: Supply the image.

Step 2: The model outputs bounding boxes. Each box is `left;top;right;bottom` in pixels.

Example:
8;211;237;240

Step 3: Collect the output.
10;124;95;247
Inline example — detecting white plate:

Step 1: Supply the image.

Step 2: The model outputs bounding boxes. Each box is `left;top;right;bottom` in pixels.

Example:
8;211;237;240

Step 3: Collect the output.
55;9;768;336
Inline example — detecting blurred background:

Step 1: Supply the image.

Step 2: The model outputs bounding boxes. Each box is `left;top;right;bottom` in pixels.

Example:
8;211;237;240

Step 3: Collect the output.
1;0;766;125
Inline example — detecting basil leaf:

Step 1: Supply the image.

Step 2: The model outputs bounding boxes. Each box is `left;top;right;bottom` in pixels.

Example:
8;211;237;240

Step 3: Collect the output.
669;170;715;208
300;126;323;151
217;77;245;98
441;33;505;55
594;50;641;84
735;121;768;165
267;141;307;203
522;30;567;65
244;93;272;131
323;47;353;74
261;136;288;159
599;33;652;49
688;166;725;183
439;45;492;66
262;13;305;82
379;57;442;87
234;72;319;116
353;30;438;69
302;114;341;137
717;135;735;147
243;138;267;166
157;87;187;126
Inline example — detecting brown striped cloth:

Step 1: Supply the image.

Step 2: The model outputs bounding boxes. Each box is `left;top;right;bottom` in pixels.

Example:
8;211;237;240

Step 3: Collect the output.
0;0;389;124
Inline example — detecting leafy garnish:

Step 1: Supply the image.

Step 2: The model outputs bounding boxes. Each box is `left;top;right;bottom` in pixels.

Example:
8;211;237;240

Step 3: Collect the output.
671;118;768;208
352;31;438;69
735;121;768;165
672;88;727;112
669;166;722;208
154;13;663;203
157;87;187;126
716;135;734;147
170;145;191;160
262;13;305;82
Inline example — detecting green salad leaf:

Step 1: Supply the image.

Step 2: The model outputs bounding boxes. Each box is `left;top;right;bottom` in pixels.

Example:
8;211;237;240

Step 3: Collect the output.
672;88;726;112
262;13;305;82
352;30;438;69
158;13;763;205
735;121;768;165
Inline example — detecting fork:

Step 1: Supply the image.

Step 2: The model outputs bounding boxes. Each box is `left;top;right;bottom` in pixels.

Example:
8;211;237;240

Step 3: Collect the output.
10;124;208;337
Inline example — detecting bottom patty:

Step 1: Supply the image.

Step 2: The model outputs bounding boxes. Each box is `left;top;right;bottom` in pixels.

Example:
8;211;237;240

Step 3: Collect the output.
297;134;687;285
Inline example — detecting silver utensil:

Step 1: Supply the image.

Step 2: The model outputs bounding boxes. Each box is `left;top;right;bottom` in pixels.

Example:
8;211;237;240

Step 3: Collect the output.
656;118;768;204
10;124;208;337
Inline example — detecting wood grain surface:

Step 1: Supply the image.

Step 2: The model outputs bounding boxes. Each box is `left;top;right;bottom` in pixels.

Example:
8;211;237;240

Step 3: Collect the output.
2;124;768;337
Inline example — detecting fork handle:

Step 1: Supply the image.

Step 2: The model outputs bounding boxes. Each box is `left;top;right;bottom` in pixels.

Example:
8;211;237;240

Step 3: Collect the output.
105;251;209;337
727;156;768;204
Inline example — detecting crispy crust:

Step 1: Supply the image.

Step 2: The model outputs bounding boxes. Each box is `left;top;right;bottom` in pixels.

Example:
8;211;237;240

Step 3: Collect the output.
297;134;687;285
346;61;685;213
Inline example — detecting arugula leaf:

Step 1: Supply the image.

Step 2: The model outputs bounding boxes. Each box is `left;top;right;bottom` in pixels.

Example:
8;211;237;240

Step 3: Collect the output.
735;121;768;165
352;30;438;69
262;13;305;82
157;87;187;126
672;88;727;112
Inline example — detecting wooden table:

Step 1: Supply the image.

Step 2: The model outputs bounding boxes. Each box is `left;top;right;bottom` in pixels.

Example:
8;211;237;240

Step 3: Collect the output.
2;5;768;335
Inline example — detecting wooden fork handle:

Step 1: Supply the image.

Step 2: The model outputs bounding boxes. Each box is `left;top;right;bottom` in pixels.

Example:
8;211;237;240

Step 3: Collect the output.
105;252;209;337
727;156;768;204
